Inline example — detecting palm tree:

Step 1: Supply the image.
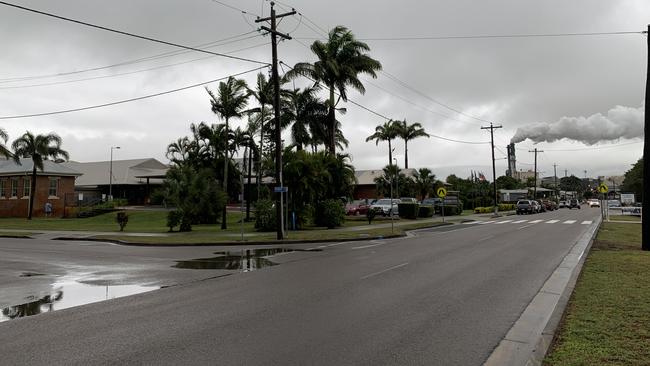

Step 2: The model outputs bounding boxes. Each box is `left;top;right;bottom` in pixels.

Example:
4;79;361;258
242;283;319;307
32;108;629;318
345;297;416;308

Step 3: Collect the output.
206;76;249;229
12;132;69;220
413;168;436;200
0;128;11;158
284;87;328;151
247;73;274;198
287;26;382;154
365;120;400;166
397;120;429;169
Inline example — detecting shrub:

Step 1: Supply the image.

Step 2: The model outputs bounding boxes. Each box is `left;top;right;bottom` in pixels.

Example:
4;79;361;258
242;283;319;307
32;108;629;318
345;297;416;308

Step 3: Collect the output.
167;210;182;232
442;205;461;216
398;203;419;219
116;212;128;231
294;204;315;229
498;203;515;211
315;199;345;229
418;205;434;218
254;199;276;232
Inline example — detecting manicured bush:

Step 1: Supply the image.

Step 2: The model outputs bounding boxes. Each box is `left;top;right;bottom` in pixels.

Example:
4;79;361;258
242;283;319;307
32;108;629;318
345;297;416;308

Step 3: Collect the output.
441;205;461;216
398;203;420;219
116;212;129;231
418;205;434;218
315;199;345;229
254;199;276;232
498;203;515;211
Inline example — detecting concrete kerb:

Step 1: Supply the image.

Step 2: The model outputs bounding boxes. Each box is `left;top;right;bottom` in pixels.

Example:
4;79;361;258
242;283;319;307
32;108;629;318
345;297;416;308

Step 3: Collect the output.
483;215;603;366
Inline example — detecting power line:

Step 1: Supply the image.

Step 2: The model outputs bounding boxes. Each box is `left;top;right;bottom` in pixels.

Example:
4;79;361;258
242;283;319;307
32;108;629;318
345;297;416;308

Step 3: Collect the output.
279;61;489;145
209;0;259;17
0;31;262;84
0;1;269;66
0;42;268;90
0;66;269;120
296;30;646;42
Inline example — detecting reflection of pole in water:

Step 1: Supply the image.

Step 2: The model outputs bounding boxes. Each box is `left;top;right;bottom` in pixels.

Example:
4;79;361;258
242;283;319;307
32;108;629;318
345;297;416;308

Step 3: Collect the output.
246;250;251;271
106;285;109;300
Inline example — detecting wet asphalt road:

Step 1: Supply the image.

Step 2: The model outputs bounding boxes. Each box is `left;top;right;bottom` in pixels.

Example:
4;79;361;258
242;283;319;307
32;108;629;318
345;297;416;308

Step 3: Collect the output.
0;207;601;365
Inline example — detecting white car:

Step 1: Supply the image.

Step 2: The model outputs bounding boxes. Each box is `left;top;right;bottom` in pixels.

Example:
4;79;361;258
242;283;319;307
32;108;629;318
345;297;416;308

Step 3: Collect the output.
370;198;401;216
588;199;601;208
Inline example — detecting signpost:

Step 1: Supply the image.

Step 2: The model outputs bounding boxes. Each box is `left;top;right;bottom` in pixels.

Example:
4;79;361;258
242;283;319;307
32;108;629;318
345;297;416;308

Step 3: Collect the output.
599;183;609;220
437;187;447;223
274;187;288;237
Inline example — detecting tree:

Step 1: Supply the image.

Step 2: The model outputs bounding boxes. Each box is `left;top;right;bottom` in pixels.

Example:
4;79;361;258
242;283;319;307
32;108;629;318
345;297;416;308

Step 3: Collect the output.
284;86;328;151
365;120;400;166
247;73;274;197
0;128;11;158
12;132;69;220
559;175;585;195
496;175;524;190
526;176;537;188
206;77;249;229
622;158;643;201
397;120;429;169
287;26;382;154
413;168;435;200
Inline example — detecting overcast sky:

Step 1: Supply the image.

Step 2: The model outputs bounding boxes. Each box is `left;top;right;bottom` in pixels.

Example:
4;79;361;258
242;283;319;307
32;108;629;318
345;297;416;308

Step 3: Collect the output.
0;0;648;180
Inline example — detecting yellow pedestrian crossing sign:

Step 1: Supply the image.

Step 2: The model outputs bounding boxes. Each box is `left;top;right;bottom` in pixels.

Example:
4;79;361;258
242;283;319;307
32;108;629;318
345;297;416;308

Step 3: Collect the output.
598;183;608;193
436;187;447;198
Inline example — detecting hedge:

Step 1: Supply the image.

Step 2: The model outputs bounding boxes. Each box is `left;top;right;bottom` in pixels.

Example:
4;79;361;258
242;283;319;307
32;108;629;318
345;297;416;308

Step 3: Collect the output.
315;199;345;229
398;203;419;219
418;205;434;218
473;204;516;213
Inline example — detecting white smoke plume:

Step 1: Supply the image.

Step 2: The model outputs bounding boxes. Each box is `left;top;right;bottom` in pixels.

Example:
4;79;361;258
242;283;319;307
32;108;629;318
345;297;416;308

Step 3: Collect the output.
510;105;643;145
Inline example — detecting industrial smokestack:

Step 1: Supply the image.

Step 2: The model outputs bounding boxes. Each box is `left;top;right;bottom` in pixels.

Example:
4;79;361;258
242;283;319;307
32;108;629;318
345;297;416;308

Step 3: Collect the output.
510;105;643;145
506;143;517;177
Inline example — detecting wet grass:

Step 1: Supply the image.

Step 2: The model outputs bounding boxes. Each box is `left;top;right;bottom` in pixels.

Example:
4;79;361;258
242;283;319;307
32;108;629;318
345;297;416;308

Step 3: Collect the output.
0;231;33;238
608;215;642;223
544;222;650;365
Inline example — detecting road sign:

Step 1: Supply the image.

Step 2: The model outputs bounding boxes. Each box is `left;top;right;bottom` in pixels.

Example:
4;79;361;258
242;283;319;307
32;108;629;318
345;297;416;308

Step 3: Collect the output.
598;183;609;193
274;186;288;193
436;187;447;198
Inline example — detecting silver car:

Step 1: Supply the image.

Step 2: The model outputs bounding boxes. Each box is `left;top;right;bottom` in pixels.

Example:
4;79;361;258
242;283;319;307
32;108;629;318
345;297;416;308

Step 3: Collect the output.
370;198;401;216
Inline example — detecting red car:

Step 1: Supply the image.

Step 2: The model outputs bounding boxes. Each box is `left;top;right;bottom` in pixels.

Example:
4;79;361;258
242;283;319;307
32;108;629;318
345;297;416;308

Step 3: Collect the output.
345;200;370;216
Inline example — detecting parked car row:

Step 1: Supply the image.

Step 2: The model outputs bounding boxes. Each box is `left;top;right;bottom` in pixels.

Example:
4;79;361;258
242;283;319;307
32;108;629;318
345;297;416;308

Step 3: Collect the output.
516;199;560;214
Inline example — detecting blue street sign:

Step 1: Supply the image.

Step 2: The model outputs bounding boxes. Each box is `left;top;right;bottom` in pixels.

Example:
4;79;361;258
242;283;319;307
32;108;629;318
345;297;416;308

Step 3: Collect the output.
274;186;288;193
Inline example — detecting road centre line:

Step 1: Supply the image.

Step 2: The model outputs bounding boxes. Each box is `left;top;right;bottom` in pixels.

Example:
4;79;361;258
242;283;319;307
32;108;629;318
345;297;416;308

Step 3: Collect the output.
479;221;496;224
351;243;383;250
563;220;577;224
528;219;543;223
478;235;495;242
360;262;409;280
545;220;560;224
495;220;512;224
511;220;528;224
517;224;535;230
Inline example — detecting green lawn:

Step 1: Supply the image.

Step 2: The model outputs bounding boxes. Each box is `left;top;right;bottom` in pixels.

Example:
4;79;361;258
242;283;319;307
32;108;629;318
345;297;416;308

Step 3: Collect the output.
608;215;642;223
544;223;650;365
0;231;33;238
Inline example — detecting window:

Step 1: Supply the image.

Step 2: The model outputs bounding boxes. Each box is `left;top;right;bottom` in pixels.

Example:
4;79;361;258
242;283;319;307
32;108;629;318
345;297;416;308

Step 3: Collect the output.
11;178;18;197
23;177;31;197
49;178;58;197
0;179;5;198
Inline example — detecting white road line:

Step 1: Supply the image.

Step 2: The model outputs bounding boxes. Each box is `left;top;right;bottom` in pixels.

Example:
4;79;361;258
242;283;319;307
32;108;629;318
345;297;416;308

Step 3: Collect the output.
463;221;478;225
495;220;513;224
351;243;382;250
361;262;409;280
517;224;535;230
478;235;495;242
563;220;577;224
545;220;560;224
326;242;350;247
479;221;496;225
511;220;528;224
581;220;593;225
529;219;543;223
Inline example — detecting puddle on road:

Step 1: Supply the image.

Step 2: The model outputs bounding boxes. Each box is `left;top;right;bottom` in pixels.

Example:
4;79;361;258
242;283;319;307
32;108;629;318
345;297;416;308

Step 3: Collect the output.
174;248;318;272
1;281;158;323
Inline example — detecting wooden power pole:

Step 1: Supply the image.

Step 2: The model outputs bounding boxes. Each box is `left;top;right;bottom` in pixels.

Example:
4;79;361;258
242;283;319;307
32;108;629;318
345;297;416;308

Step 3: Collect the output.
643;24;649;251
481;123;502;215
529;148;543;199
256;2;295;240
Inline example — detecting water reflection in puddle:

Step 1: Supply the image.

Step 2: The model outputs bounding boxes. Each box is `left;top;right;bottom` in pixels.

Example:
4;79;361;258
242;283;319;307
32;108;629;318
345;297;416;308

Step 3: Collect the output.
1;281;158;322
174;248;317;271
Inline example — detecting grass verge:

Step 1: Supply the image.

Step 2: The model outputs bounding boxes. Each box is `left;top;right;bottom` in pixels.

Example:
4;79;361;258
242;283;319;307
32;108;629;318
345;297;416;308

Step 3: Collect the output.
544;222;650;365
0;231;33;238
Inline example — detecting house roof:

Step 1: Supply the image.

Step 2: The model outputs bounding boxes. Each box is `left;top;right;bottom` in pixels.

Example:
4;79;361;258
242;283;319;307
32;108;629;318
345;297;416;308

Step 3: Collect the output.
0;158;82;177
355;168;417;185
63;158;168;186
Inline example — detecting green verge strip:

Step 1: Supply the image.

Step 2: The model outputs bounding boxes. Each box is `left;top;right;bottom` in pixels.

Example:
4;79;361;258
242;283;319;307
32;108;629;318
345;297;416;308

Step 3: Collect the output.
544;223;650;365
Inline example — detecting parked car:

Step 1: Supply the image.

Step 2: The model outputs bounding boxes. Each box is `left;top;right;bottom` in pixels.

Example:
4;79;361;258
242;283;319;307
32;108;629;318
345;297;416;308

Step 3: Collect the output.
535;200;547;213
531;200;542;213
345;200;370;216
370;198;401;216
568;198;581;209
541;200;557;211
420;198;438;206
558;200;567;208
516;200;535;214
587;199;600;208
399;197;418;204
607;199;622;208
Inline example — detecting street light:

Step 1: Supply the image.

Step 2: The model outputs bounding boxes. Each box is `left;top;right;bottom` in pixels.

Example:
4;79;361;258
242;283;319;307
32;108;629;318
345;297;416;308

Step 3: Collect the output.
109;146;120;201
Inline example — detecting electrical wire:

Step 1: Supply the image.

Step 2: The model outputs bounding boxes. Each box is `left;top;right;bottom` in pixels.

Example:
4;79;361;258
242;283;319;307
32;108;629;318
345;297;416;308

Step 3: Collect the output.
296;30;646;41
0;31;262;84
0;65;269;120
0;43;268;90
0;1;269;65
209;0;258;17
278;61;489;145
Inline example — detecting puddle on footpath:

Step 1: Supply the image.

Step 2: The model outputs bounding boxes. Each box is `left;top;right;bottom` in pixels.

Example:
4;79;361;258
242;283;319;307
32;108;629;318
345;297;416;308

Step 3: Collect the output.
1;281;158;323
174;248;318;271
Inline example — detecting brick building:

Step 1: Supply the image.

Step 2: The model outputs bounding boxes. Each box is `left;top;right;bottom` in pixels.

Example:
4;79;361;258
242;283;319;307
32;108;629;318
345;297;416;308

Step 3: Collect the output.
0;159;82;218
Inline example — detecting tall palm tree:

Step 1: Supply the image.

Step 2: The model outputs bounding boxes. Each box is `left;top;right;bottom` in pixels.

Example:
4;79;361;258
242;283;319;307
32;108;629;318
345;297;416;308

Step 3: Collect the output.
12;132;69;220
246;73;273;198
413;168;436;200
397;120;429;169
284;87;328;151
0;128;11;158
206;76;249;229
365;120;400;166
287;26;382;154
